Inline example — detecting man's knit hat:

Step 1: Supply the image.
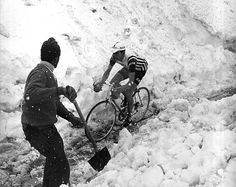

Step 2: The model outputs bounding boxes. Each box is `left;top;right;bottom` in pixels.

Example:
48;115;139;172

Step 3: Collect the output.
41;37;61;62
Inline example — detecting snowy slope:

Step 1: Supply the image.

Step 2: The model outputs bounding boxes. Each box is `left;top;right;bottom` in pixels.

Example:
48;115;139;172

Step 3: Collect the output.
0;0;236;186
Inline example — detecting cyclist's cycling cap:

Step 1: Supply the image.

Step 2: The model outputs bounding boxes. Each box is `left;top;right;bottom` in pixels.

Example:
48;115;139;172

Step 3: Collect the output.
111;42;126;53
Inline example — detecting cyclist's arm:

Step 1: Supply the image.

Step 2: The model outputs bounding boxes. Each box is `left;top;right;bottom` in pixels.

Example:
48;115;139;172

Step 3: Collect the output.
101;64;113;84
101;55;116;84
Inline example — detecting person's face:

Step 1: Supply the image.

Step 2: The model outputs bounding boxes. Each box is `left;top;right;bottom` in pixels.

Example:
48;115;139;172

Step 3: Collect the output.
113;51;124;61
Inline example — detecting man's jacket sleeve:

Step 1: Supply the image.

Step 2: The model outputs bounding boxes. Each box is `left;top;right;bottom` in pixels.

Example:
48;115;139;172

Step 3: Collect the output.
24;68;74;122
24;70;58;104
57;101;73;121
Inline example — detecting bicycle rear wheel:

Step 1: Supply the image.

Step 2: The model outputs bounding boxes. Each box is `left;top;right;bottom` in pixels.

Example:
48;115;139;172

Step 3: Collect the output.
86;100;116;142
132;87;150;122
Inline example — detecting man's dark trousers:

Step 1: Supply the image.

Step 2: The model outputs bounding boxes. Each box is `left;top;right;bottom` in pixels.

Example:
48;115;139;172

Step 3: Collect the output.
23;124;70;187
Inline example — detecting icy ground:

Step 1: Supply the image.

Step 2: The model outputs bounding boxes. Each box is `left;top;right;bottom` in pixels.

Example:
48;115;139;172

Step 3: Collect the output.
0;0;236;186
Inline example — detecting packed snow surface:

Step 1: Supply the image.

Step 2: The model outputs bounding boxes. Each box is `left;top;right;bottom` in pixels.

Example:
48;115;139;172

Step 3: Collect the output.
0;0;235;186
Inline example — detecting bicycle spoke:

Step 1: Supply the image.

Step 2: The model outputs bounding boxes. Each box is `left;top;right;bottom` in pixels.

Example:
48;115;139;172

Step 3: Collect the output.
86;101;116;142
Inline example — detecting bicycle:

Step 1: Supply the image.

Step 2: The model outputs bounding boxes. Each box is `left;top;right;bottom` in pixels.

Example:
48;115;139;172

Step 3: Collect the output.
85;82;150;142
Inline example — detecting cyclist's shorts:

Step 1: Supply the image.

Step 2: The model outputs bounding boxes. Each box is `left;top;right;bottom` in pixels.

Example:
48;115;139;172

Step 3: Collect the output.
134;70;146;85
117;68;146;85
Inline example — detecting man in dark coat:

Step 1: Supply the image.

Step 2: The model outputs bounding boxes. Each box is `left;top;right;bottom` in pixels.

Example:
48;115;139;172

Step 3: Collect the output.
21;37;82;187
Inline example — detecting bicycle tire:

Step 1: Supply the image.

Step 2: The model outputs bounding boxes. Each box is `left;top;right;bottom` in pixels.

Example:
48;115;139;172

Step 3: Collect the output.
131;87;150;122
85;100;117;142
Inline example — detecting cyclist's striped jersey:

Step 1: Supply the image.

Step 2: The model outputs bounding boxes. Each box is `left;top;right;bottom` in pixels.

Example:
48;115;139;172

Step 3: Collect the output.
109;51;148;72
128;56;148;72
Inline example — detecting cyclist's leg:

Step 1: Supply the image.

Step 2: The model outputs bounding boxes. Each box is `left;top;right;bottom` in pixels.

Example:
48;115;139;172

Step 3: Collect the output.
110;68;129;99
123;83;137;115
123;70;146;115
110;67;129;86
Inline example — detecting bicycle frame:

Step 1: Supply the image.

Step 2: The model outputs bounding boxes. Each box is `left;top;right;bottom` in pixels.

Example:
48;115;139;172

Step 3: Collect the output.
103;82;143;119
104;82;125;116
86;82;150;142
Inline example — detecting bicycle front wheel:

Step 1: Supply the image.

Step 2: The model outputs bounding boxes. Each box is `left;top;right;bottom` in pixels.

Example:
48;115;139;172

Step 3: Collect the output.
132;87;150;122
86;100;116;142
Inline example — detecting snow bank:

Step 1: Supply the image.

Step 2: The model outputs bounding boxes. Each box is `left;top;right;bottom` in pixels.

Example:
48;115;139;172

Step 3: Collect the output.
0;0;236;186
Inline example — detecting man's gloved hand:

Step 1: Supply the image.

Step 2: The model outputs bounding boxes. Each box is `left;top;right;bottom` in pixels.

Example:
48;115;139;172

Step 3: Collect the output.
69;115;84;128
58;85;77;102
93;82;103;93
65;86;77;102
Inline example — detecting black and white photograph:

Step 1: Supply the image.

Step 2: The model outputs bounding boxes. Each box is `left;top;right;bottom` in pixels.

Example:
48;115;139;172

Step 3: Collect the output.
0;0;236;186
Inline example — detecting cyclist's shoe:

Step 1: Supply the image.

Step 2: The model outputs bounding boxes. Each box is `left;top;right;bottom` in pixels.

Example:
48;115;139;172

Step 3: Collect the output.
123;114;132;127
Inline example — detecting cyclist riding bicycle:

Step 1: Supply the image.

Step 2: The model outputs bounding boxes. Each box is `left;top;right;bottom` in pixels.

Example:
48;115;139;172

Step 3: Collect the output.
93;42;148;127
